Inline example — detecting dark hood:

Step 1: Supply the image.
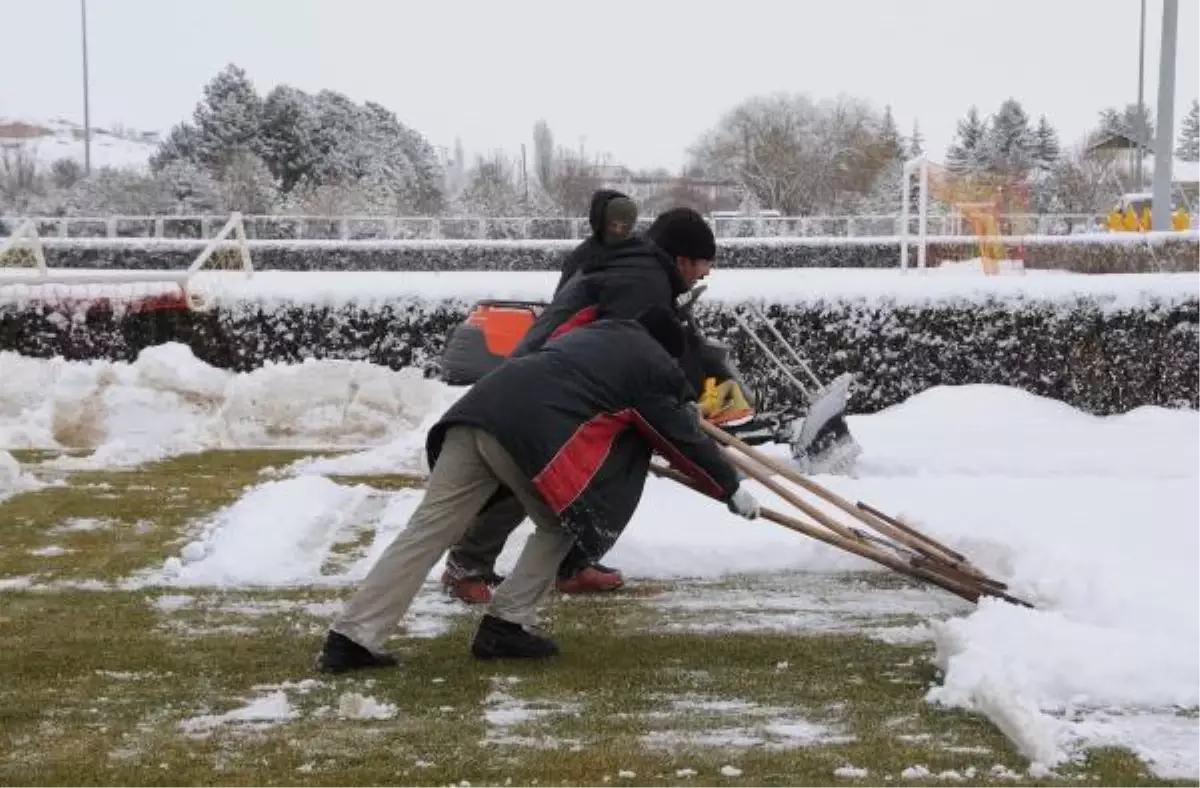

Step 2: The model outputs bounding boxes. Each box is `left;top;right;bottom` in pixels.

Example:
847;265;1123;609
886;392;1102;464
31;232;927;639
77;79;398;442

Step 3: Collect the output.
587;189;628;239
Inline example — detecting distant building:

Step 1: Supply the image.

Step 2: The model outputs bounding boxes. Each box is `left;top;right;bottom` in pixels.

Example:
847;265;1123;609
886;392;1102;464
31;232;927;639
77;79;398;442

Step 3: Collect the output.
593;165;741;214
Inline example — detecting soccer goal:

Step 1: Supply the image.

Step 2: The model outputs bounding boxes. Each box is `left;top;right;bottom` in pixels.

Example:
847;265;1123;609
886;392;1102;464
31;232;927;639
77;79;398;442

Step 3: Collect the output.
0;212;254;316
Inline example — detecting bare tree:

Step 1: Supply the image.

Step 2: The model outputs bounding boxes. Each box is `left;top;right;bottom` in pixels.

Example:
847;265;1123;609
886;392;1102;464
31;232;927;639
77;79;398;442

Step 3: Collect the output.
532;120;555;190
543;148;599;216
1042;141;1129;218
456;151;523;216
687;92;889;215
0;145;45;213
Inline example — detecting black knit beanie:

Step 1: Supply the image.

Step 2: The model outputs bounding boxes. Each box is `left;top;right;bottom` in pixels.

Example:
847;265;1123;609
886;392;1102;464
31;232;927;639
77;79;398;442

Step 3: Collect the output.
646;207;716;261
635;305;686;358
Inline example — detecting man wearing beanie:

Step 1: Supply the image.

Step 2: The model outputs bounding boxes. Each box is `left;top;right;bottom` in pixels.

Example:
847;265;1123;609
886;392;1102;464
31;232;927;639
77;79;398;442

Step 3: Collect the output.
317;308;759;671
440;206;719;605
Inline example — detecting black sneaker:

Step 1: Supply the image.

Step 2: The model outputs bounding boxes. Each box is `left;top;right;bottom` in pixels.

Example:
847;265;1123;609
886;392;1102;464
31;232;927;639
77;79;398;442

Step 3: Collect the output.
481;570;507;587
314;630;398;674
470;614;559;660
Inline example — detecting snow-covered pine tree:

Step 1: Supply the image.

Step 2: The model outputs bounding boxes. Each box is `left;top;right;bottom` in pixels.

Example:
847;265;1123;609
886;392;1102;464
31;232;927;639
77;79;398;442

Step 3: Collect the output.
876;105;905;164
1176;99;1199;162
977;98;1036;177
908;120;924;158
189;64;266;170
1031;115;1061;172
1096;103;1154;145
259;85;322;193
946;107;987;173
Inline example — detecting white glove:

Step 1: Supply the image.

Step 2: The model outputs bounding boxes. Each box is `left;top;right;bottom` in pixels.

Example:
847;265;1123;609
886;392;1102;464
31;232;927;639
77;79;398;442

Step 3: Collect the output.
727;486;760;520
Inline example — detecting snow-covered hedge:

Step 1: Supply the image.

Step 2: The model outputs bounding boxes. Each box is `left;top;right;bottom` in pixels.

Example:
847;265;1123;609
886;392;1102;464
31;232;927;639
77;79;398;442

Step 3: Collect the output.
2;288;1195;416
9;231;1198;273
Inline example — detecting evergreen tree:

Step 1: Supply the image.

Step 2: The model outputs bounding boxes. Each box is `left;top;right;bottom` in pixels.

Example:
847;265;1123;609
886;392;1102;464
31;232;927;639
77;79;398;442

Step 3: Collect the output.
978;98;1035;176
876;105;905;163
946;106;986;173
908;120;924;158
1176;99;1199;162
1097;103;1154;145
1032;115;1061;172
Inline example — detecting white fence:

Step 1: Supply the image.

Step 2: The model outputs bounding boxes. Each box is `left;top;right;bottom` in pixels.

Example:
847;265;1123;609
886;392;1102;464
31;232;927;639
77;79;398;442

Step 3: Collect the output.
0;212;1107;242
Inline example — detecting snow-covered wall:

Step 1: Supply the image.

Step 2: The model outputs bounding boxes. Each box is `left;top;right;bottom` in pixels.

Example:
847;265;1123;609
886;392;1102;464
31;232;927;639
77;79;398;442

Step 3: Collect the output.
2;269;1195;416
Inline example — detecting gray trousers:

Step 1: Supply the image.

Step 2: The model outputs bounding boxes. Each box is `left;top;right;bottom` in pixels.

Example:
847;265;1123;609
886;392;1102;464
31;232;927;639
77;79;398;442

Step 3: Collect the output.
331;424;576;654
445;495;594;581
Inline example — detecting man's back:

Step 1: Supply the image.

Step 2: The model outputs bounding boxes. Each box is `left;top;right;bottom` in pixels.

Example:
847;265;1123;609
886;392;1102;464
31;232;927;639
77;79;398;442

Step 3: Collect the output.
516;237;686;356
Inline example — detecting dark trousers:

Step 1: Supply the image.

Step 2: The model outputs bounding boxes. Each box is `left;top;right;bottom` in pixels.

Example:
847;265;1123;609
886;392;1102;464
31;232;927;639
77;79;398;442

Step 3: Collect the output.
444;490;594;581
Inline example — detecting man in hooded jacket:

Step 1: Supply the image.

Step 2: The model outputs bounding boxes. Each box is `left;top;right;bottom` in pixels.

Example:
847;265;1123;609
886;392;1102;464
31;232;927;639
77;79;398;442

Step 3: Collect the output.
440;207;718;604
553;189;639;294
316;306;760;672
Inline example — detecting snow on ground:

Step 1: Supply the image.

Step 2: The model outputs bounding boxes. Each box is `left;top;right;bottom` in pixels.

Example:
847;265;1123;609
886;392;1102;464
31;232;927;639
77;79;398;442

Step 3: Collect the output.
0;448;45;501
0;117;159;172
0;346;1196;776
177;266;1198;311
0;342;462;470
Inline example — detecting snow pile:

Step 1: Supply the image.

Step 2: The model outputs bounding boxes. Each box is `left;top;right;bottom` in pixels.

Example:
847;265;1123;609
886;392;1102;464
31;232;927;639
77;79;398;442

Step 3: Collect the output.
0;449;44;502
179;690;297;737
0;343;461;469
336;691;397;720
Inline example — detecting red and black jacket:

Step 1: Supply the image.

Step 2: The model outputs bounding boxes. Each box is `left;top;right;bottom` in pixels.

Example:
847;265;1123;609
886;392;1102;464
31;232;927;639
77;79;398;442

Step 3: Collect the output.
426;319;741;562
515;237;688;359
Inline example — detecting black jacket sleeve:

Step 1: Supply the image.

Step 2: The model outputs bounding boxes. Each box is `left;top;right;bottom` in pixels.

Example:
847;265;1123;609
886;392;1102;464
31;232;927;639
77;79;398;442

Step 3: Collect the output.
630;361;742;501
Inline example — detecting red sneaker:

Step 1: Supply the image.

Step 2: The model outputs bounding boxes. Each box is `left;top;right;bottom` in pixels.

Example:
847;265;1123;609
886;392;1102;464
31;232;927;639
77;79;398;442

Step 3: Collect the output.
441;571;493;605
556;564;625;595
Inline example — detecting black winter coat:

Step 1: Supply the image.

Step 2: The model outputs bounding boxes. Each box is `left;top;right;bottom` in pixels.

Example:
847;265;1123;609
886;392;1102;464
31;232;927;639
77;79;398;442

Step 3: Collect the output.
552;189;629;295
515;237;689;358
426;319;742;561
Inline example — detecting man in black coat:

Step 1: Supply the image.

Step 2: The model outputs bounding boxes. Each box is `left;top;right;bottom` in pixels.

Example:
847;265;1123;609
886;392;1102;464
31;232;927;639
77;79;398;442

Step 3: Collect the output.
316;307;760;672
441;207;719;603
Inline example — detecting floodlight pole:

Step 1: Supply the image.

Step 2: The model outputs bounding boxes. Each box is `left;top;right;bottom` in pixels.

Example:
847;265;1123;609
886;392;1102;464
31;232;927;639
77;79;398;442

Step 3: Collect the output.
81;0;92;175
1135;0;1147;185
1151;0;1178;230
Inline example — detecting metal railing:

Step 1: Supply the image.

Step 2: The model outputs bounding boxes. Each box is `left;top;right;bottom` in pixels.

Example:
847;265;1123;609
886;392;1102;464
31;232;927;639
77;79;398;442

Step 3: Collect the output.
0;212;1110;242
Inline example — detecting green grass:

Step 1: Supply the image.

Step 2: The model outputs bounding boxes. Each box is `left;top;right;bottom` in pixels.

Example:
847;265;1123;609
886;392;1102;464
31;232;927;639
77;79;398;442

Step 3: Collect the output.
0;450;1192;787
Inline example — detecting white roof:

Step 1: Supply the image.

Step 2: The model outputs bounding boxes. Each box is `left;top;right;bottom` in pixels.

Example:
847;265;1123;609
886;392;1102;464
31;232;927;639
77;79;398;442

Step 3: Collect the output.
1144;155;1200;183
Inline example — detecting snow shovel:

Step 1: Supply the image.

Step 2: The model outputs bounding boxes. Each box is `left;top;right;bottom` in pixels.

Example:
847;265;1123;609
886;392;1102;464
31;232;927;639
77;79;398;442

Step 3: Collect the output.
729;306;863;476
648;453;1031;609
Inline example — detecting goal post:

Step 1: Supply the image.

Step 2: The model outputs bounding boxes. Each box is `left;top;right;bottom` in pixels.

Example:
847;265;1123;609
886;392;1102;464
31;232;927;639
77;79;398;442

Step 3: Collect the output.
0;212;254;314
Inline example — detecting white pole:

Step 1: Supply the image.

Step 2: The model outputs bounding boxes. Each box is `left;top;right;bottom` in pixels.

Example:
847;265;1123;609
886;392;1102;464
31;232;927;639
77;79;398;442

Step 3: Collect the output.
1151;0;1179;231
900;161;911;269
917;158;929;269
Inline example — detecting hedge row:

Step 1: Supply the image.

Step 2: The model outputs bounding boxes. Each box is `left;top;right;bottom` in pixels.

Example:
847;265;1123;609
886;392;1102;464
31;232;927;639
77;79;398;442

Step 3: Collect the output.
4;233;1196;273
2;293;1195;417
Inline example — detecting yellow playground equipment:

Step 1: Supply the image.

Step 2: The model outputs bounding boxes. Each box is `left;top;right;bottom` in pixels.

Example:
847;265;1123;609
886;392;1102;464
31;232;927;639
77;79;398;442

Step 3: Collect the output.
927;164;1031;275
1104;193;1191;232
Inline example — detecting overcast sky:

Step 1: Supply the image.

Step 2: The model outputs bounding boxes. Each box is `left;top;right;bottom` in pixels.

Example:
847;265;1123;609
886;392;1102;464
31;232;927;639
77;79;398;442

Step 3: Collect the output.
2;0;1197;171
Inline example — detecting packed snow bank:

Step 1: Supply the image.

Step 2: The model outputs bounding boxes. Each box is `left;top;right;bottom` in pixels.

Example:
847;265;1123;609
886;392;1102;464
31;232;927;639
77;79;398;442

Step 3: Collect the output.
0;343;462;469
181;268;1199;310
0;450;45;502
